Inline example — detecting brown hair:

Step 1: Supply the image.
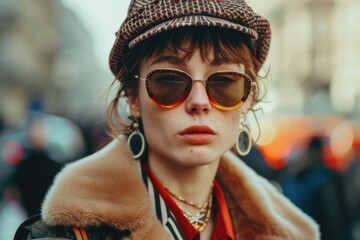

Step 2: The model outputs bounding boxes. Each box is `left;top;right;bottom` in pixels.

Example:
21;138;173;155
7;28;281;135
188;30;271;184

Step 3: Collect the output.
106;27;266;137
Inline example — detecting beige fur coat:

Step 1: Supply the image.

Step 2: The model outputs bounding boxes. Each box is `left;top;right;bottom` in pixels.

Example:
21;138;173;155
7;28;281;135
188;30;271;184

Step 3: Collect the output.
41;136;320;239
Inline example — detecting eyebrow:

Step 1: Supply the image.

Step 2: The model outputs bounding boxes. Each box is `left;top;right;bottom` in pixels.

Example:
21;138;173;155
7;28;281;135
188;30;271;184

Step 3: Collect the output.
149;55;186;66
149;54;232;67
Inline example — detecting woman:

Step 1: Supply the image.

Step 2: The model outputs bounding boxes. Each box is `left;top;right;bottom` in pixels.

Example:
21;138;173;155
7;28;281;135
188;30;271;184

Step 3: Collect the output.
14;0;320;239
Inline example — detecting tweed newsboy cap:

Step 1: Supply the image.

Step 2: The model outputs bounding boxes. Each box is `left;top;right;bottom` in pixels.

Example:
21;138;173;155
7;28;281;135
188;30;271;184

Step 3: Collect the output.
109;0;271;75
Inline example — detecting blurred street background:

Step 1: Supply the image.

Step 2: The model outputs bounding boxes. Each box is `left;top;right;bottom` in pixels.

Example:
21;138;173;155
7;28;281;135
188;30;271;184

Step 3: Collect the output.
0;0;359;239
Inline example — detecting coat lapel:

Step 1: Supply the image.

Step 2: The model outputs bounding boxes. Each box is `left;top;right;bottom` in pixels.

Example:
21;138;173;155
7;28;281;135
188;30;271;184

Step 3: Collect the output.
217;151;319;239
41;137;170;239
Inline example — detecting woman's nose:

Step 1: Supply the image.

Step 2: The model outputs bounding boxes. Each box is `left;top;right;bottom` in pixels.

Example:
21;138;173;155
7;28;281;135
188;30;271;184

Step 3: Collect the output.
185;82;212;114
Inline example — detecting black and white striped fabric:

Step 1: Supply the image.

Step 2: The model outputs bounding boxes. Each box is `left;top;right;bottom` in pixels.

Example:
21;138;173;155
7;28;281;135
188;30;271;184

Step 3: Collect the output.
135;161;185;240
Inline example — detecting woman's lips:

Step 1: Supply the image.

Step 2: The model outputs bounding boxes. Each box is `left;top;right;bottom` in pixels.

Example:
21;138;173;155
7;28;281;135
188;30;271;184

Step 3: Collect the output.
179;125;216;144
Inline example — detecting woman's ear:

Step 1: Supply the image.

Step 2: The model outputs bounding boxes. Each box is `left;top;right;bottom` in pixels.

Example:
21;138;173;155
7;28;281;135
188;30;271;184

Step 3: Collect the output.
128;95;141;118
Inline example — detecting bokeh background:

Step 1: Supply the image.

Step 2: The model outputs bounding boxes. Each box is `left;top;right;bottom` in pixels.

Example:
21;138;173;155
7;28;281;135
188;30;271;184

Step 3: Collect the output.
0;0;359;239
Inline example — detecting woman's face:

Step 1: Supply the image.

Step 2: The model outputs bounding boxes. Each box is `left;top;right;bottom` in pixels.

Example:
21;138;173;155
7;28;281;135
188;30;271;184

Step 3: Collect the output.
130;48;253;167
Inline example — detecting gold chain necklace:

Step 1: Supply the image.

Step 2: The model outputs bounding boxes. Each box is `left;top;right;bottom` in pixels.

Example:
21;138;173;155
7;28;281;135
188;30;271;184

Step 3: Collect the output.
177;194;213;232
166;184;214;232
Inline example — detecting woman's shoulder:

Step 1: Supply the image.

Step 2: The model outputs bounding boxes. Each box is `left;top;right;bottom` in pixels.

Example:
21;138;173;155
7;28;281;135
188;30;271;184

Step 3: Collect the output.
14;214;130;240
71;137;130;167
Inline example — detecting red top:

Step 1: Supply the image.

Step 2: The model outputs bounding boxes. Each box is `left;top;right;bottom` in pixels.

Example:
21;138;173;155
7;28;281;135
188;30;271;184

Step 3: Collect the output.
145;163;235;240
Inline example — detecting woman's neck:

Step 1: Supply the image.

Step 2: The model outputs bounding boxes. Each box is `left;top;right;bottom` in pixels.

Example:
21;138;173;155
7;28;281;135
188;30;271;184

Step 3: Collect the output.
148;153;220;207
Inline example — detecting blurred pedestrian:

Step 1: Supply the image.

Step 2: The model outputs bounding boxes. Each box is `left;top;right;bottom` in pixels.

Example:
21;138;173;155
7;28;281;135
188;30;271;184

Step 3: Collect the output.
12;113;62;217
15;0;319;239
339;142;360;240
280;136;346;240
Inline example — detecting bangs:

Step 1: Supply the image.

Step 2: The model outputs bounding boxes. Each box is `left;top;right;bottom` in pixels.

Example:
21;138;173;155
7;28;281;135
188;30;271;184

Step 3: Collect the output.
133;27;255;71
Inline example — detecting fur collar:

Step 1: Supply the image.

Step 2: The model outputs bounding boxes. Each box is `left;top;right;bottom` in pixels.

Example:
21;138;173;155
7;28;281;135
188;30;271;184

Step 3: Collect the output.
41;136;319;239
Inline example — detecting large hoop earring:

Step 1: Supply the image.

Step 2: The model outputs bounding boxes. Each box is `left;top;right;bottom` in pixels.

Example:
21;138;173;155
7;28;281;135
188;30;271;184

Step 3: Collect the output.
236;115;252;156
127;120;145;159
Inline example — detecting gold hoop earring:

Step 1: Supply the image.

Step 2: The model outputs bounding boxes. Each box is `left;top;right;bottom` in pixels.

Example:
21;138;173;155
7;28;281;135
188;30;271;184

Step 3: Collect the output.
127;118;145;159
236;115;252;156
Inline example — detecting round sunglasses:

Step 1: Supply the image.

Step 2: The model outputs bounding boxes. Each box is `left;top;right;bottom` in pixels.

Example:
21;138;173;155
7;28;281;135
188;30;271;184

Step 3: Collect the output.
135;68;255;110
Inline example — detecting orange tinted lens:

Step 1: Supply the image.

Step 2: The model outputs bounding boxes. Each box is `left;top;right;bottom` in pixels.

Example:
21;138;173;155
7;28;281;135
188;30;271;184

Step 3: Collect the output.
207;72;251;110
146;70;192;108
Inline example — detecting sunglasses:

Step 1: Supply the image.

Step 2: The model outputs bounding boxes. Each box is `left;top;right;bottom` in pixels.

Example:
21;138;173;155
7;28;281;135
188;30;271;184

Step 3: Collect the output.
135;68;254;110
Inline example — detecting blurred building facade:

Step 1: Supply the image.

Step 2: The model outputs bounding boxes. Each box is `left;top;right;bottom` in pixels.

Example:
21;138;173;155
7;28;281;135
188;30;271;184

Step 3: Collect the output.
255;3;360;238
267;0;360;122
242;0;360;172
0;0;108;127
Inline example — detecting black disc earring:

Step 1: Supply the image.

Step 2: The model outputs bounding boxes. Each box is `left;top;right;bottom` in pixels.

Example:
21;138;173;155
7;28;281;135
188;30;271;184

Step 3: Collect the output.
236;115;252;156
127;119;145;159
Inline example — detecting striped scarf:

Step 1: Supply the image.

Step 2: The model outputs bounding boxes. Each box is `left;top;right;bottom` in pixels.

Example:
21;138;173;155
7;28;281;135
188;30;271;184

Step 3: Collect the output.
136;160;185;240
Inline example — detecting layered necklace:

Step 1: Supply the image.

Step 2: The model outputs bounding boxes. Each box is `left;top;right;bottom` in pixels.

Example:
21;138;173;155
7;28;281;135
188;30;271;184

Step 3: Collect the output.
166;184;214;232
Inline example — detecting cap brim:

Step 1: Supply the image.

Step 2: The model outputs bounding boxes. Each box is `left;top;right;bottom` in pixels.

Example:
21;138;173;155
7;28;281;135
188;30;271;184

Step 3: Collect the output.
128;15;258;49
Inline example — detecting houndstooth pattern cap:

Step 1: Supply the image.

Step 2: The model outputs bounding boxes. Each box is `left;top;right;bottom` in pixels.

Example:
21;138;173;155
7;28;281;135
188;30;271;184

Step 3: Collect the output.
109;0;271;75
